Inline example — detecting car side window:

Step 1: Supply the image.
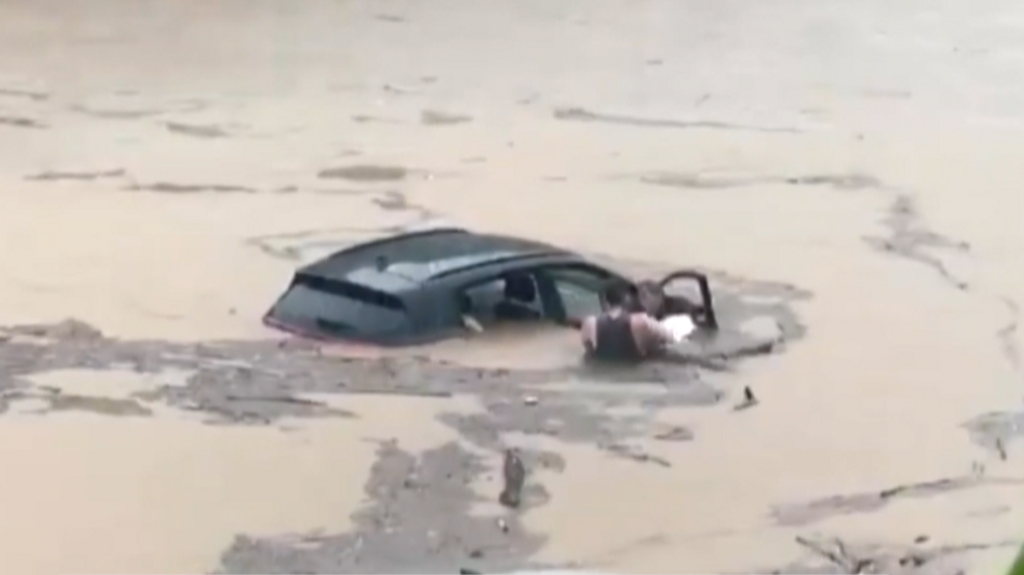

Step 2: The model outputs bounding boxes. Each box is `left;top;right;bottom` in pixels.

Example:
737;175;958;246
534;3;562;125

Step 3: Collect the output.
537;266;607;322
268;274;413;341
458;273;544;328
460;278;506;322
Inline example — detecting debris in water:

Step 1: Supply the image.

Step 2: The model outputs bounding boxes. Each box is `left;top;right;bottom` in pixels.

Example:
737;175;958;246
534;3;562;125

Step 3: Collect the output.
795;535;874;574
734;386;758;411
26;168;126;181
899;554;926;568
383;83;419;95
602;442;672;467
164;121;230;138
421;109;473;126
654;426;694;442
496;518;509;533
523;395;539;406
996;438;1007;460
0;115;46;129
499;448;525;509
317;164;408;182
914;535;930;544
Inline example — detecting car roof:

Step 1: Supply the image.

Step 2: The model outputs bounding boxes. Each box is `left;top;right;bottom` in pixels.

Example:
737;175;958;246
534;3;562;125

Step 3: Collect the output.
297;228;576;292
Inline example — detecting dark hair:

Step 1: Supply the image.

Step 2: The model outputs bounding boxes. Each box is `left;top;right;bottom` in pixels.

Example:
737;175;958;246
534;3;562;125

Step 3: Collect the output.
602;280;631;307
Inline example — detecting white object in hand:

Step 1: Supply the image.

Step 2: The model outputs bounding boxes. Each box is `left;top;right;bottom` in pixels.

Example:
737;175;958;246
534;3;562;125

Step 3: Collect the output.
660;314;696;343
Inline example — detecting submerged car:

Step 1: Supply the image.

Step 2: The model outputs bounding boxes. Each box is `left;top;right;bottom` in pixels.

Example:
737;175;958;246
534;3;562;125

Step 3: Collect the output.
263;227;717;346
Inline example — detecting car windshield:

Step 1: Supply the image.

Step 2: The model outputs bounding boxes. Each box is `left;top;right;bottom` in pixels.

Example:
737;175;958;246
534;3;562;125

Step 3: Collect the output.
266;273;411;341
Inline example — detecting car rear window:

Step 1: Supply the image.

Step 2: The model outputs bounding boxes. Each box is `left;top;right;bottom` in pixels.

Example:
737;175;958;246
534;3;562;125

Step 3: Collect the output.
267;273;411;341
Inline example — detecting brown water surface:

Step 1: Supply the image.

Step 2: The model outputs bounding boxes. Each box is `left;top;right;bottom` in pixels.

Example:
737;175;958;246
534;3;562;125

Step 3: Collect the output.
0;0;1022;573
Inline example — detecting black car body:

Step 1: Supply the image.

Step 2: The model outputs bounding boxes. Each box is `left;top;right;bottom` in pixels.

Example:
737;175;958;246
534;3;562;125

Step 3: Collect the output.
263;228;716;346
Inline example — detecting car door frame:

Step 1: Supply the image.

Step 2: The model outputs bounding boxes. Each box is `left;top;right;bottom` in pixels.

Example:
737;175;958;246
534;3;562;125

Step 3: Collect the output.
657;269;718;329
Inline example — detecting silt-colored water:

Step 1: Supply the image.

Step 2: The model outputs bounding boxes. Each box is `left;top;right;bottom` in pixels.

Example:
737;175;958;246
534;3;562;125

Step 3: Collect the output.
0;0;1022;573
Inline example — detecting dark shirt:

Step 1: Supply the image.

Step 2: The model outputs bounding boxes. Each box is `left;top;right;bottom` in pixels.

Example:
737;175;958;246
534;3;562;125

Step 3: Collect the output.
588;313;642;362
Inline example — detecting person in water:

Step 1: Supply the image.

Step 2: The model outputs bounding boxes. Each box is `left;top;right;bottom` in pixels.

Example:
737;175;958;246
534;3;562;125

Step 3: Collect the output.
580;280;674;361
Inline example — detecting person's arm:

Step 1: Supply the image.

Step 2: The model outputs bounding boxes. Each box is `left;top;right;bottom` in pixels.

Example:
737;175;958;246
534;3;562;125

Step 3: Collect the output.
664;295;698;315
580;317;597;351
462;314;484;333
639;314;675;345
564;316;583;329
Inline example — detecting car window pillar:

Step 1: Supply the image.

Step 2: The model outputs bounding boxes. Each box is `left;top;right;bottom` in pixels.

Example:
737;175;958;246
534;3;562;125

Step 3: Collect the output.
532;271;566;321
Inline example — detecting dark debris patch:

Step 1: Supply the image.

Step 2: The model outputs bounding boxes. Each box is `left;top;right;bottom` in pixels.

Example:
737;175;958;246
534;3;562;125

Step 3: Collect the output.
421;110;473;126
553;106;801;134
785;173;882;191
352;115;404;124
371;190;435;221
125;182;257;194
70;99;207;120
864;194;972;291
757;533;1021;575
25;169;126;182
216;441;553;574
0;88;49;101
771;475;1024;527
164;121;232;139
635;171;882;192
0;319;710;425
653;425;694;441
0;115;46;129
996;296;1020;372
638;172;773;190
964;409;1024;456
318;165;409;182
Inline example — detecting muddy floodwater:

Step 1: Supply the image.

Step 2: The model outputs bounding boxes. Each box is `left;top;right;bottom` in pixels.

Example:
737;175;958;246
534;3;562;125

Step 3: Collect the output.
1;0;1024;574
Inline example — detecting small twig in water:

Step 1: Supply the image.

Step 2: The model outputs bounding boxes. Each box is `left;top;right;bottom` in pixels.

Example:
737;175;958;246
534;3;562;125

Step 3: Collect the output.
795;536;872;573
223;394;326;407
996;438;1007;460
734;386;758;411
602;442;673;467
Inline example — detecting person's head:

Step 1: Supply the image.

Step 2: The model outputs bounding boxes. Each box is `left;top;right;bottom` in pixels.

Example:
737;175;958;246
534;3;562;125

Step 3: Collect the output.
636;280;665;314
503;274;536;303
601;280;631;309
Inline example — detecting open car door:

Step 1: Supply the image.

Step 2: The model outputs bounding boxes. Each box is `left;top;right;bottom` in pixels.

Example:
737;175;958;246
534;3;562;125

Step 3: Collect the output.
658;270;718;330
